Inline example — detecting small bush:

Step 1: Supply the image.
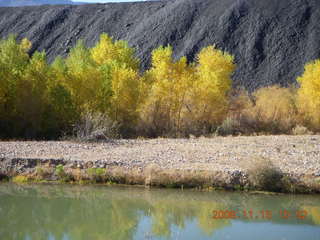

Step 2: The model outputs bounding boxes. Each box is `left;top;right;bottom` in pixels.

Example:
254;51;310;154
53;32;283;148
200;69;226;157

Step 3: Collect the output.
216;117;240;136
73;112;120;141
244;86;297;134
0;173;8;182
292;125;313;135
35;166;52;180
247;157;284;192
55;164;73;182
55;164;67;180
87;168;106;183
12;175;30;183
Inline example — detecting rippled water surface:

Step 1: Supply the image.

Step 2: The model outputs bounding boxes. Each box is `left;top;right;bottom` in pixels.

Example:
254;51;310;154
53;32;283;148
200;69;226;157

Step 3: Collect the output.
0;184;319;240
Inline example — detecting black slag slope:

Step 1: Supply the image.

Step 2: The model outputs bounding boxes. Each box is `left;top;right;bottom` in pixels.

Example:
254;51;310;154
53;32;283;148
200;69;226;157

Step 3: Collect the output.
0;0;320;91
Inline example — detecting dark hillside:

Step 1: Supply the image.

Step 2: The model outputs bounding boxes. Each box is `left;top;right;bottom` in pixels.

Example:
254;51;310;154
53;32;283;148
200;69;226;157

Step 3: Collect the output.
0;0;320;90
0;0;86;7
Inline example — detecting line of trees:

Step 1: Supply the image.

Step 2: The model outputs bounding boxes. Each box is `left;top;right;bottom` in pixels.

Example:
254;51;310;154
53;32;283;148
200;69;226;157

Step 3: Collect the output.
0;34;319;139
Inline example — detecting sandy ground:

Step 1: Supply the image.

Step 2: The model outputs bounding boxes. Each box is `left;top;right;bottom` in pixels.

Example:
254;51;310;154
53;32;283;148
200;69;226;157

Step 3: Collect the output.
0;135;319;176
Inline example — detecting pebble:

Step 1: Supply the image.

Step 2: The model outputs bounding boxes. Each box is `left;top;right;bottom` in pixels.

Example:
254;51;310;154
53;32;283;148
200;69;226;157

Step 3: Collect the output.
0;136;319;176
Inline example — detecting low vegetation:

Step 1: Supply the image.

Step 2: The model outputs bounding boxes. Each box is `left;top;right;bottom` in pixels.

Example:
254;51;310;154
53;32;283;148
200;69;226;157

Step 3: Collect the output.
245;157;305;193
12;175;30;183
0;34;318;139
5;163;319;193
87;167;106;183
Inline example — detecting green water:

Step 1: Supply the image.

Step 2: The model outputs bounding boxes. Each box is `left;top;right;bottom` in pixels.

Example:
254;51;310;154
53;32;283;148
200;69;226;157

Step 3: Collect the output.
0;184;319;240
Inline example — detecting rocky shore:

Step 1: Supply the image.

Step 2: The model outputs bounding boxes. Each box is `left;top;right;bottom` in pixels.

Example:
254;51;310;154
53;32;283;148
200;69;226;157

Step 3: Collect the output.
1;135;320;192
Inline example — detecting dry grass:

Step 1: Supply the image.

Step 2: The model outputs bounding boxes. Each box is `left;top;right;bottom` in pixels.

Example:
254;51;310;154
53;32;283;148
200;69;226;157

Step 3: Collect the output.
72;112;120;141
292;125;313;135
244;86;297;134
4;163;320;193
35;165;53;180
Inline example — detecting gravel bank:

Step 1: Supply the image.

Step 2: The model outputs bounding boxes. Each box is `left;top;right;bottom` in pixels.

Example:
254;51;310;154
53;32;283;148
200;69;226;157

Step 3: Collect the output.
0;135;320;177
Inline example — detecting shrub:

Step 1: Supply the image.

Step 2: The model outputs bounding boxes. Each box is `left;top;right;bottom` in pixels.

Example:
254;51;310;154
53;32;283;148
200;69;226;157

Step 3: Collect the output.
0;174;8;182
292;125;313;135
216;117;240;136
55;164;66;179
73;112;120;141
244;86;297;134
87;168;106;183
12;175;30;183
35;166;52;180
247;157;284;192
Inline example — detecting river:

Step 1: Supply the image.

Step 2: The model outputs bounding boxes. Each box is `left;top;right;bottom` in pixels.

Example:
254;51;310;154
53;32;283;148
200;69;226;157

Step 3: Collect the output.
0;184;319;240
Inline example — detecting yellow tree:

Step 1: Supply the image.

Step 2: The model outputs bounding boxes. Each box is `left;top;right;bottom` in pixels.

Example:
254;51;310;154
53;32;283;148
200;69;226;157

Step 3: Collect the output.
297;60;320;129
0;36;31;109
46;56;79;136
140;46;195;135
187;46;235;131
65;40;104;113
16;51;49;137
16;50;74;138
91;33;142;130
0;35;31;137
110;66;141;128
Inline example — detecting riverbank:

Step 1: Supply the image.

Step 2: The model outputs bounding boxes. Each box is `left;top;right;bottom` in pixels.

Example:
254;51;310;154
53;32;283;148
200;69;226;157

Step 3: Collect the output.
1;136;320;193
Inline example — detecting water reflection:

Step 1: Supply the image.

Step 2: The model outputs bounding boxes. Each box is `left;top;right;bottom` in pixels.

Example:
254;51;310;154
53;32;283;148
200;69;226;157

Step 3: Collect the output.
0;184;319;240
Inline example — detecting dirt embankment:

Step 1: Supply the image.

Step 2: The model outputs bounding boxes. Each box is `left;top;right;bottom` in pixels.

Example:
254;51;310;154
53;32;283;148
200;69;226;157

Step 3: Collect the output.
1;0;320;91
0;136;319;192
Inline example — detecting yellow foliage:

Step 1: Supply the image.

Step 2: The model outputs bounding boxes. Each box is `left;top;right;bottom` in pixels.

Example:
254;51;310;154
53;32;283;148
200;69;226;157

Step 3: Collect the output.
65;41;105;112
255;86;296;121
297;60;320;129
0;36;30;102
0;36;34;137
140;46;195;134
245;86;297;133
91;33;139;70
149;45;174;81
229;88;253;118
16;52;48;134
186;46;235;128
12;175;30;183
110;66;141;126
139;45;235;136
0;35;239;138
20;38;32;52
